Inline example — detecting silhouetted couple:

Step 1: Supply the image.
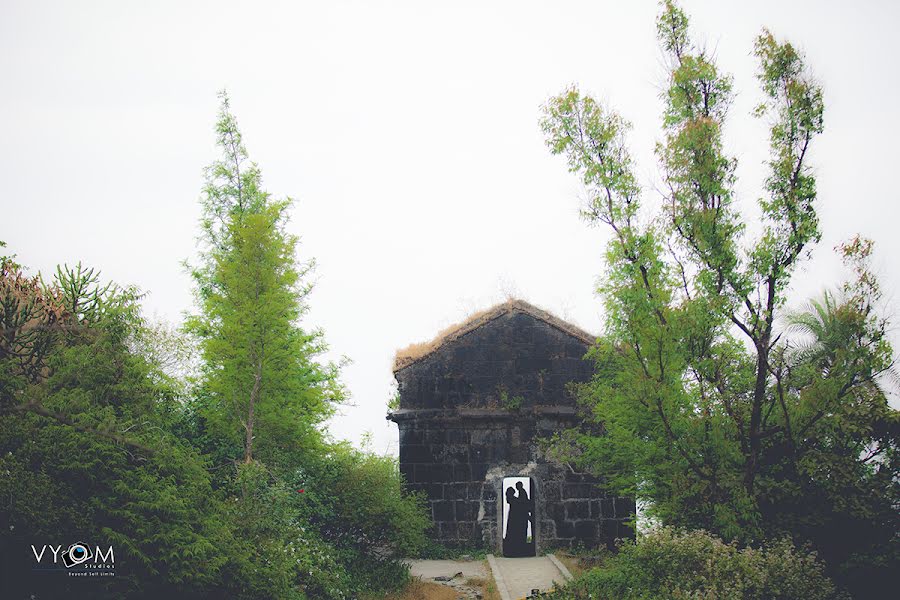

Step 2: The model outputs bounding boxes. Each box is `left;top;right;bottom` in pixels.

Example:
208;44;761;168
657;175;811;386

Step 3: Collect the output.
503;481;534;557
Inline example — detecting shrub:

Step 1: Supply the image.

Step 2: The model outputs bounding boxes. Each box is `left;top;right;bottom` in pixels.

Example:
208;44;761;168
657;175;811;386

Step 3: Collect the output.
542;528;847;600
215;461;350;600
0;256;425;599
291;443;429;595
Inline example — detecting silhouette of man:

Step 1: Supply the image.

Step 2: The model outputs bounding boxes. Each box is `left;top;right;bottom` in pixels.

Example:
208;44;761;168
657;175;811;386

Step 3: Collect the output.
515;481;534;551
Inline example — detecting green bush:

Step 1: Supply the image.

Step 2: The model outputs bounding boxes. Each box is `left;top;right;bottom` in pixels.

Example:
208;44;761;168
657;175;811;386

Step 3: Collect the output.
543;528;847;600
291;443;429;594
214;461;352;600
0;276;232;599
0;258;429;599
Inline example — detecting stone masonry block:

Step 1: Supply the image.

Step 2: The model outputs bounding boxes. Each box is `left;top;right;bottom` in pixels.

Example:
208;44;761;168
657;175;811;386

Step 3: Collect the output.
566;501;590;520
574;520;598;540
432;500;454;521
563;483;591;499
455;501;478;521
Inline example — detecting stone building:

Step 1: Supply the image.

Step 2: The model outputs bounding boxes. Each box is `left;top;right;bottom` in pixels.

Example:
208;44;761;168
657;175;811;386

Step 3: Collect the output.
387;299;634;555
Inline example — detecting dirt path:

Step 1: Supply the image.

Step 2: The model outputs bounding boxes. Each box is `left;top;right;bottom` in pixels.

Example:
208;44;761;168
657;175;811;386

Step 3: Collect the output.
407;559;490;599
406;554;572;600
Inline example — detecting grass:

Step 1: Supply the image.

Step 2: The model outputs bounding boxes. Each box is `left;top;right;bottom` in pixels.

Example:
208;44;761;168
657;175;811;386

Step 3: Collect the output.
553;552;585;578
467;573;502;600
551;545;612;579
365;578;458;600
417;541;489;560
367;560;502;600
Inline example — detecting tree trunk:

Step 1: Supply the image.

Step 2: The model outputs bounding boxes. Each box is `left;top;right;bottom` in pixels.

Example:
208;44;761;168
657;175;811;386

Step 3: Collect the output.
745;330;771;496
244;365;262;463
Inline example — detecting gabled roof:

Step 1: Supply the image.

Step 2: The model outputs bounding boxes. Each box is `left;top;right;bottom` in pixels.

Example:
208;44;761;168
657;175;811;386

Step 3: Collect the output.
392;298;597;373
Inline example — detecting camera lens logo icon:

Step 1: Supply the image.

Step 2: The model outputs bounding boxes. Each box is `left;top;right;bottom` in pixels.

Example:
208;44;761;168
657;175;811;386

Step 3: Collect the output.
61;542;93;568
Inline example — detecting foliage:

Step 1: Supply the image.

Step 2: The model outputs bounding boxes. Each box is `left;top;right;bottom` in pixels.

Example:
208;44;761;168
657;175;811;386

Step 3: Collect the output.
185;90;343;467
499;388;524;411
541;527;845;600
540;1;898;596
179;92;427;598
387;382;401;412
0;259;231;599
0;93;431;599
216;461;351;600
0;249;423;600
416;540;489;560
292;443;429;594
297;443;429;557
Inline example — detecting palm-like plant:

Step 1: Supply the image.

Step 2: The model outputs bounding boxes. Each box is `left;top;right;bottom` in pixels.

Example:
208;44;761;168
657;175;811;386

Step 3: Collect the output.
785;290;844;372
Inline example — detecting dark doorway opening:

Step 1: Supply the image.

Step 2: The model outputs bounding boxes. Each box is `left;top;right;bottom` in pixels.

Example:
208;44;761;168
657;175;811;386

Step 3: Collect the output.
502;476;535;557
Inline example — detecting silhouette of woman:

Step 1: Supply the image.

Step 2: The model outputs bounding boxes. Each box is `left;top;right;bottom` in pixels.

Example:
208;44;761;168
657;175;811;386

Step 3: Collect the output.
504;486;525;556
504;483;533;557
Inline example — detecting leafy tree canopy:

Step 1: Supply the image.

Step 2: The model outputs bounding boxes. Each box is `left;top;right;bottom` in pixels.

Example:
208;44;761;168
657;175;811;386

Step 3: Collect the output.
185;91;345;469
540;2;898;596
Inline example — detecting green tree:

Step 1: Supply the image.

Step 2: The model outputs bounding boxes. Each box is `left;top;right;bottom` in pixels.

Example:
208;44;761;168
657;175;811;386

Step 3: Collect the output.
540;1;897;595
0;257;231;599
181;94;429;599
187;91;342;468
0;92;430;599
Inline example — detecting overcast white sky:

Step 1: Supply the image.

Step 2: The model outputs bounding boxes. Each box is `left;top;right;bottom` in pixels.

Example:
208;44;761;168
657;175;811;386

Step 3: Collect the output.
3;1;898;455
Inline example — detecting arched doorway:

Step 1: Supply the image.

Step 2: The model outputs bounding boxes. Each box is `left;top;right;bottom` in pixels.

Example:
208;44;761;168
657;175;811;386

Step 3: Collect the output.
501;476;535;557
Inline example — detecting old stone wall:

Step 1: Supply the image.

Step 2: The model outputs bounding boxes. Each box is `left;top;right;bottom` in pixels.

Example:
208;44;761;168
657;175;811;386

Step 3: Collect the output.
395;413;634;552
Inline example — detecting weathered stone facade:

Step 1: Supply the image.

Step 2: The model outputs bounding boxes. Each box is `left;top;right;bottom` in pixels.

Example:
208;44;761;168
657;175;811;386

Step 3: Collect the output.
388;300;634;554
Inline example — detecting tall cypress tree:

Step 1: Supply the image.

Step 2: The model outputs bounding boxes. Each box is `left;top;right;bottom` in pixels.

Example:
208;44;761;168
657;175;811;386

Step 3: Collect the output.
187;92;341;468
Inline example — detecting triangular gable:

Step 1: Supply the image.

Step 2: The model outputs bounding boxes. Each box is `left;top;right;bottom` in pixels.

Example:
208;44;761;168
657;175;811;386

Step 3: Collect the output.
393;299;596;373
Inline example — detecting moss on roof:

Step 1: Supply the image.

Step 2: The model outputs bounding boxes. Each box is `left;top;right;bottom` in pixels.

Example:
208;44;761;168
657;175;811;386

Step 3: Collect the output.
392;298;596;373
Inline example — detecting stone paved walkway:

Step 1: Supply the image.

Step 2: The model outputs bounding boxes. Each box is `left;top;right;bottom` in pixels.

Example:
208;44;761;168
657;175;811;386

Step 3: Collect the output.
487;555;571;600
